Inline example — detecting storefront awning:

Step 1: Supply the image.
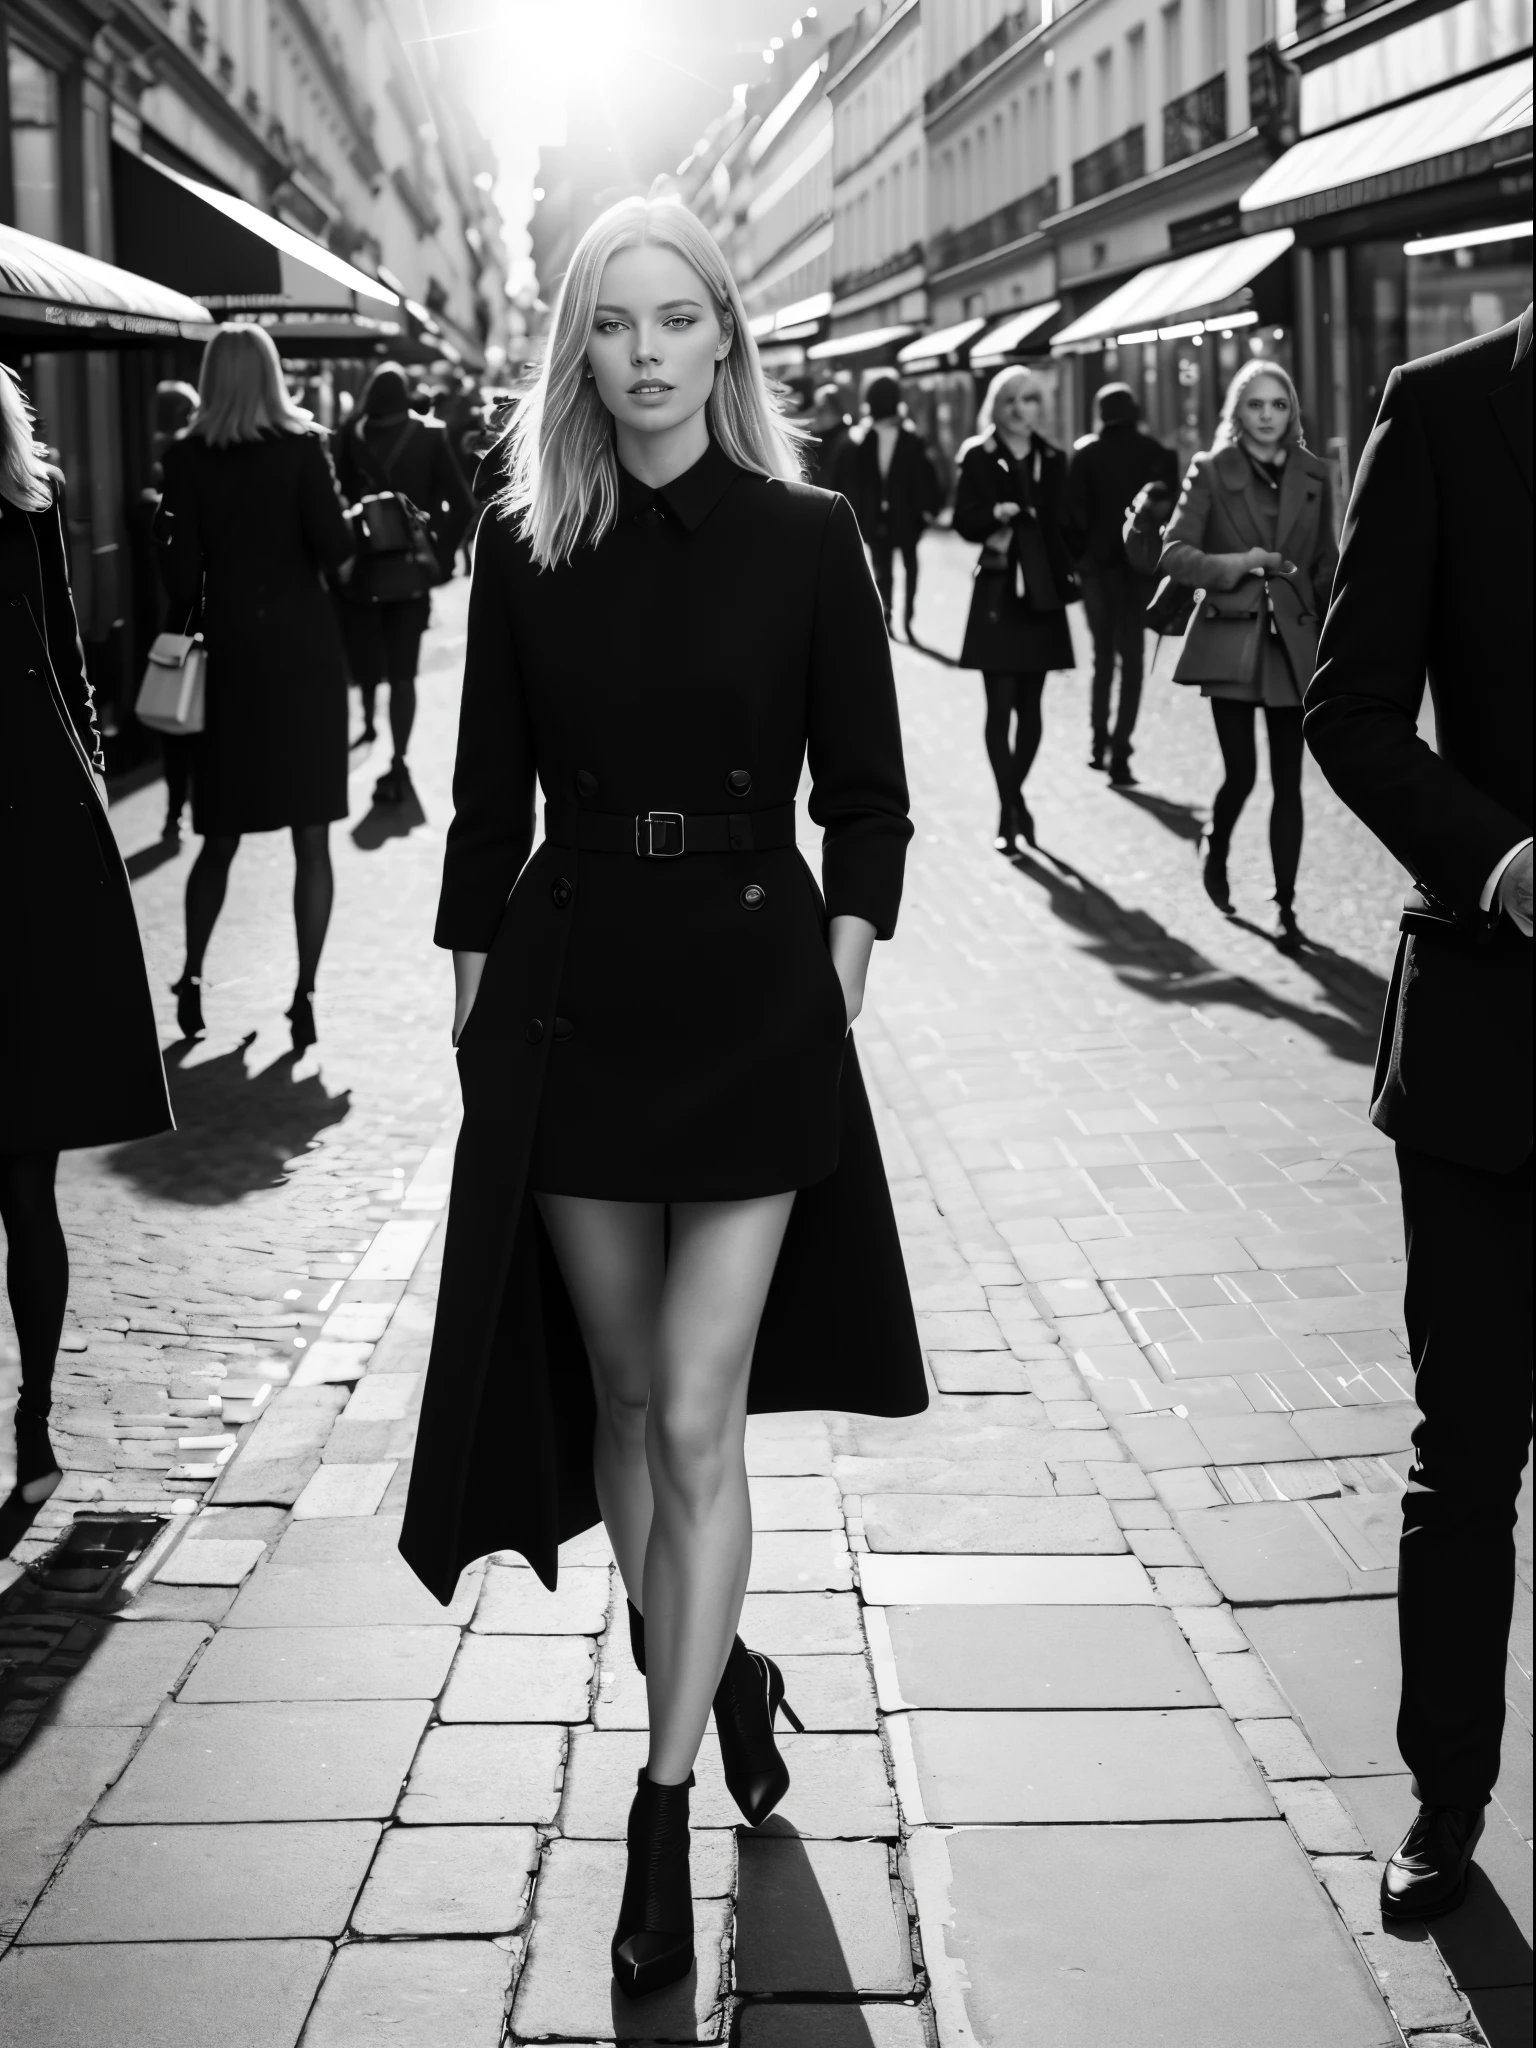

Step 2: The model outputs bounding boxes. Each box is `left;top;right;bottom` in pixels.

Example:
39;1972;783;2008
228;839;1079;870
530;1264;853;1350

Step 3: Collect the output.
806;324;918;361
112;147;398;314
896;317;987;371
1240;58;1533;231
1051;233;1294;352
254;314;441;363
970;299;1063;367
0;220;213;347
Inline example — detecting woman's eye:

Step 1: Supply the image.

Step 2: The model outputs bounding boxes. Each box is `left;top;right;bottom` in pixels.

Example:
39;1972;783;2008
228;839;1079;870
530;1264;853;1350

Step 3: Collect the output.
663;316;695;329
594;320;625;336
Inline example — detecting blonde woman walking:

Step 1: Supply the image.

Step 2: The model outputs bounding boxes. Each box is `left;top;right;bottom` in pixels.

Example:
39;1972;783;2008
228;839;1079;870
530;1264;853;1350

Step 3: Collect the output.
398;195;926;1999
155;324;354;1049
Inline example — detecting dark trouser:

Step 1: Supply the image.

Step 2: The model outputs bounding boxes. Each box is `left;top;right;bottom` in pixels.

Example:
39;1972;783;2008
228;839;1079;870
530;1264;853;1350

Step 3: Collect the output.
870;538;919;628
982;673;1046;811
1208;700;1305;907
0;1152;66;1425
1080;563;1151;765
1396;1142;1533;1808
162;734;196;829
337;597;429;762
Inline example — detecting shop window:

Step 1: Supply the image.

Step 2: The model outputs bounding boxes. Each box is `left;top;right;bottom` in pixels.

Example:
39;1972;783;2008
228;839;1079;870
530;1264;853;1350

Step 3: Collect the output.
9;44;63;242
1406;229;1533;359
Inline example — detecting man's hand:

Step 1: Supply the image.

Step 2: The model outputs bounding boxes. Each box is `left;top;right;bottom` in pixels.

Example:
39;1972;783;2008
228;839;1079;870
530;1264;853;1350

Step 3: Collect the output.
1498;843;1533;937
1240;547;1285;576
992;501;1021;522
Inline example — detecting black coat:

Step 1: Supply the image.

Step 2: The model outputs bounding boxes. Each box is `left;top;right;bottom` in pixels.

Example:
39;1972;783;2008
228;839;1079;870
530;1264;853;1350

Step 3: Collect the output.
834;421;942;549
400;440;927;1601
333;412;477;572
809;419;851;493
952;432;1076;673
1063;422;1179;568
0;480;171;1152
155;428;354;836
1306;307;1532;1172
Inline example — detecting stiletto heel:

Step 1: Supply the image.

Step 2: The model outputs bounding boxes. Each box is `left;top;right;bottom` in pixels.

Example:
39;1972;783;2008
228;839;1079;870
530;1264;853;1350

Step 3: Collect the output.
172;974;205;1038
0;1409;64;1558
611;1769;694;1998
713;1635;798;1827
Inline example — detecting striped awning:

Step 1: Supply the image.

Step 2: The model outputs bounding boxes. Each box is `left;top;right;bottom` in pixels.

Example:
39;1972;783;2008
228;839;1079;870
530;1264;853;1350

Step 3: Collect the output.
1051;234;1294;352
0;220;213;345
970;300;1063;366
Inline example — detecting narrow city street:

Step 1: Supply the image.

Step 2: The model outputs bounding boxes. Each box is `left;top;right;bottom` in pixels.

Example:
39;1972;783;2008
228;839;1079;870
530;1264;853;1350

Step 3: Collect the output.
0;535;1529;2046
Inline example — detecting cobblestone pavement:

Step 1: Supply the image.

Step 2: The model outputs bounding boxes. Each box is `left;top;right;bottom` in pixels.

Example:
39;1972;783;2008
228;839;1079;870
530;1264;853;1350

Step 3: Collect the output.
0;541;1528;2047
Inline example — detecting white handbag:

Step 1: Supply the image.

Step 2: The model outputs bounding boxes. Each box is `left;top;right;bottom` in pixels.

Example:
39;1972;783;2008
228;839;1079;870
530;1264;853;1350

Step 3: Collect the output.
135;631;206;735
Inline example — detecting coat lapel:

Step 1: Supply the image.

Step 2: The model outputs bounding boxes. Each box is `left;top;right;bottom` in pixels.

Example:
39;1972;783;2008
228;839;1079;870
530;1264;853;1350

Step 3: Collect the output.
1212;445;1264;550
1489;309;1532;498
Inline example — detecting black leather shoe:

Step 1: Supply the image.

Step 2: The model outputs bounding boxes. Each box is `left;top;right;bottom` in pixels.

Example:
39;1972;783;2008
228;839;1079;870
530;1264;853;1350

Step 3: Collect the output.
172;974;205;1039
1381;1803;1485;1922
1108;760;1137;787
713;1634;804;1828
611;1769;695;1997
1199;832;1233;914
1274;901;1305;954
0;1407;63;1559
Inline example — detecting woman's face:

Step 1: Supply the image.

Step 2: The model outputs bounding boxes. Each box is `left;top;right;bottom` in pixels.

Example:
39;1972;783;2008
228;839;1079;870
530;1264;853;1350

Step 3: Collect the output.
1237;375;1291;450
586;242;730;439
995;381;1043;438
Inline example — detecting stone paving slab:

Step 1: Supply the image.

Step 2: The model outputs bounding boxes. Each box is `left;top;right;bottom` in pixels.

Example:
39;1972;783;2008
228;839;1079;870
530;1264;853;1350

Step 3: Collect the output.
0;1939;331;2048
1241;1600;1403;1774
881;1604;1213;1710
745;1530;853;1592
301;1939;511;2048
212;1385;349;1506
734;1836;913;1994
1176;1503;1390;1603
0;1726;138;1940
559;1728;897;1840
96;1699;431;1822
861;1492;1125;1553
748;1474;845;1528
472;1562;613;1634
18;1820;379;1942
175;1622;459;1702
396;1722;566;1826
595;1645;876;1732
737;2010;930;2048
350;1822;539;1934
44;1620;210;1724
437;1633;595;1722
925;1822;1396;2046
222;1556;477;1629
906;1707;1274;1823
858;1552;1154;1605
511;1839;727;2043
737;1592;867;1655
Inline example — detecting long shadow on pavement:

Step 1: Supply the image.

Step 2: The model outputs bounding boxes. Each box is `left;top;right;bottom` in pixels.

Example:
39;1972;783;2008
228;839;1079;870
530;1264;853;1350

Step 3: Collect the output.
729;1821;885;2043
1007;843;1378;1062
105;1035;351;1204
123;836;185;882
350;789;428;851
1109;782;1206;845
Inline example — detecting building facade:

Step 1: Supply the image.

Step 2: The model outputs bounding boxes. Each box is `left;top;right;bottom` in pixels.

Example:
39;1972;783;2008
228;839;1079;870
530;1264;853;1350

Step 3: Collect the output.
827;0;927;357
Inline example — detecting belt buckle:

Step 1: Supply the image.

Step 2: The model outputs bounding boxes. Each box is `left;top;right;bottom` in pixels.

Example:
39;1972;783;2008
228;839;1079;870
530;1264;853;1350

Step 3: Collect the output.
636;809;685;858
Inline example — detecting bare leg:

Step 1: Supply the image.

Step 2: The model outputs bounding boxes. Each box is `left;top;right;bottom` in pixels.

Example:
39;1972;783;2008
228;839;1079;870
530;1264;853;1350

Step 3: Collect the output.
643;1192;795;1785
534;1195;664;1606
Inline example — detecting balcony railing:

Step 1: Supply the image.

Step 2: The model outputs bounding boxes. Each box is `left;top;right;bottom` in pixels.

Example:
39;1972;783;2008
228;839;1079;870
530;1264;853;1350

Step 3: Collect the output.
1071;127;1145;208
831;242;926;305
1248;43;1300;146
926;178;1058;276
924;7;1037;117
1162;73;1227;166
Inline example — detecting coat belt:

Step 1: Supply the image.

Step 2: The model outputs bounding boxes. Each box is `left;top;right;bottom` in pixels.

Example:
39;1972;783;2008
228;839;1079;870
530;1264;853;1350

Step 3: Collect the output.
543;801;797;858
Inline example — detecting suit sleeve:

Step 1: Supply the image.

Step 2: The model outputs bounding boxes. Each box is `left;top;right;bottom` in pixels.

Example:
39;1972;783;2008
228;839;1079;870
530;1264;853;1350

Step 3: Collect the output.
806;496;913;939
1304;368;1527;911
1158;453;1244;591
951;446;1000;544
39;480;103;773
299;433;355;572
153;436;204;615
433;520;537;949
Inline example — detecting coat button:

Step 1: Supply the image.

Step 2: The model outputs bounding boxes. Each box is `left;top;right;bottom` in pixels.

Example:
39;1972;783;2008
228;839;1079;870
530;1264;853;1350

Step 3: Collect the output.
553;1016;574;1041
739;883;766;911
725;768;752;796
575;769;598;798
525;1018;545;1044
551;877;572;909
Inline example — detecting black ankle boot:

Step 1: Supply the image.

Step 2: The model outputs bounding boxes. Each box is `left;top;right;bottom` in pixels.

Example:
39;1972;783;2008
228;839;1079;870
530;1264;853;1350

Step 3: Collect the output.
611;1769;695;1997
1199;831;1233;913
712;1634;804;1828
1;1406;63;1558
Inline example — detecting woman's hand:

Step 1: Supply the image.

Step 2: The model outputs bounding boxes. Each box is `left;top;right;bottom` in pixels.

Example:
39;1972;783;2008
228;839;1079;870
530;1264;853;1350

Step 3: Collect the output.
452;949;488;1045
1239;546;1285;577
829;914;877;1031
992;500;1021;522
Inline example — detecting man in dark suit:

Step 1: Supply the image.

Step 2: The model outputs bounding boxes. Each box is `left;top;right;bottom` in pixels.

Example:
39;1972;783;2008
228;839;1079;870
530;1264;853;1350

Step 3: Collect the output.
1063;383;1179;782
833;374;943;639
1305;306;1532;1924
808;383;852;493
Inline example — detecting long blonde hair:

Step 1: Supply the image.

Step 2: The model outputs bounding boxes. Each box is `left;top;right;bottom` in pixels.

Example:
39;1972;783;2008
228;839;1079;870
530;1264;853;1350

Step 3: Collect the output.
0;365;53;513
1214;358;1306;451
189;323;314;448
500;196;807;568
977;366;1049;441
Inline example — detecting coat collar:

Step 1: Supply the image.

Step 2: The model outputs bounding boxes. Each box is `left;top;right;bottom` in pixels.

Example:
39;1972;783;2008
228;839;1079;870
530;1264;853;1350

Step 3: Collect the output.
617;436;741;531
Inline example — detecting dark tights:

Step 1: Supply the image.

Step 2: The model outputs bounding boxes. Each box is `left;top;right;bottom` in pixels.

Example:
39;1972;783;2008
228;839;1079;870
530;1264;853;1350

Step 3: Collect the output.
184;824;334;995
983;673;1046;813
0;1153;65;1423
1209;700;1305;906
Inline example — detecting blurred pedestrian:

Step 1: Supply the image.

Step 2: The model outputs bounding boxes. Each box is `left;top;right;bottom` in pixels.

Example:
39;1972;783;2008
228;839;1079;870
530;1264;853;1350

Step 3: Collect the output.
951;367;1076;852
834;373;942;639
1064;382;1178;783
155;324;355;1053
136;379;202;841
399;195;923;2002
0;367;172;1558
1306;306;1532;1923
333;360;476;803
807;381;851;491
1158;361;1338;948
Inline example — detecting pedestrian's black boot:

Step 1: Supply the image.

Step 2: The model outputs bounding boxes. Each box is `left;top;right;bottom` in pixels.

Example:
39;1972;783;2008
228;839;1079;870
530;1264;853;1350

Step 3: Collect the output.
1089;740;1108;771
713;1634;804;1828
171;975;205;1038
373;762;410;806
993;803;1019;854
0;1406;63;1559
1015;796;1037;849
1274;899;1304;954
1381;1804;1485;1922
611;1769;695;1997
1108;756;1136;788
286;990;317;1054
1199;830;1233;914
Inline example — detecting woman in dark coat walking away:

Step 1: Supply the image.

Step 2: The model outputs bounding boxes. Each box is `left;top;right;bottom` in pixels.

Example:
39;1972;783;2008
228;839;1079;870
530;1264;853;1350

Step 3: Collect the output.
156;324;355;1051
1159;360;1339;950
952;368;1076;851
0;367;172;1557
833;373;942;638
332;361;476;804
400;196;925;2001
